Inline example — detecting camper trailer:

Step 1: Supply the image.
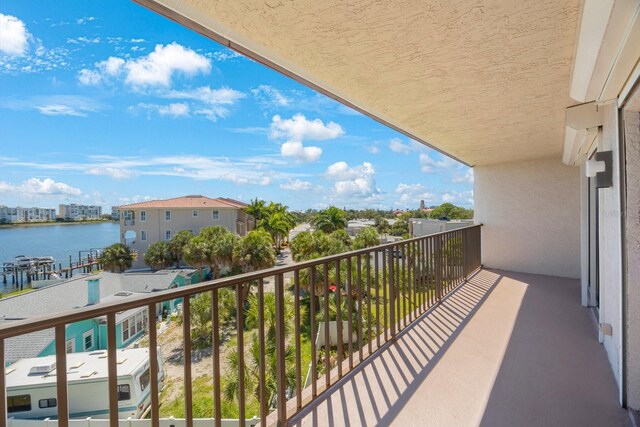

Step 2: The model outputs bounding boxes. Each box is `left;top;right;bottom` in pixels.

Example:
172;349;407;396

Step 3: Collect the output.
5;348;163;420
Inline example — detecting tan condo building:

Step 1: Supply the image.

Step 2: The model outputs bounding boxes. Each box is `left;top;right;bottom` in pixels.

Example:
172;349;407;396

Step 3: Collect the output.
117;195;252;269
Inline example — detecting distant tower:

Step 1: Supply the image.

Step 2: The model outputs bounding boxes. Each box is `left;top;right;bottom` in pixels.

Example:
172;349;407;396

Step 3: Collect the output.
420;200;425;210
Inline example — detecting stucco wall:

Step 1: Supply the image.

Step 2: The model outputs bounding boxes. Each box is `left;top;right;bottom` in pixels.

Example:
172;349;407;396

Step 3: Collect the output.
623;108;640;410
474;157;580;278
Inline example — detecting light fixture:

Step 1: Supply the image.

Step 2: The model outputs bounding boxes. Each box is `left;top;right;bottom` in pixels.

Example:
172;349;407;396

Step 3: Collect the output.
586;151;613;188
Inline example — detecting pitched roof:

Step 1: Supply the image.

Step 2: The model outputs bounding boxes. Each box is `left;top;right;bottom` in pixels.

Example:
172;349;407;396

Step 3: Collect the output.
117;195;247;209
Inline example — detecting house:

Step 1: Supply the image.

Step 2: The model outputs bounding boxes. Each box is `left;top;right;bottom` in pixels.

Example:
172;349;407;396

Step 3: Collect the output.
58;204;103;221
117;195;252;269
0;269;198;366
409;218;474;237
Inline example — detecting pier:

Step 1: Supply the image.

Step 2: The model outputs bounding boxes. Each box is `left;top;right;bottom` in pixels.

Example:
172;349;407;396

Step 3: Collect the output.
1;249;104;293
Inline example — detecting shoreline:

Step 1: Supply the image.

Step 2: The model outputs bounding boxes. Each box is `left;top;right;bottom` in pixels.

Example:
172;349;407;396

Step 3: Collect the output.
0;220;118;229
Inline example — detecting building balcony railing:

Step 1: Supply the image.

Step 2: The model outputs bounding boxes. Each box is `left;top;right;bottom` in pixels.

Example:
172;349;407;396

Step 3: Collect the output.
0;225;481;426
123;219;135;226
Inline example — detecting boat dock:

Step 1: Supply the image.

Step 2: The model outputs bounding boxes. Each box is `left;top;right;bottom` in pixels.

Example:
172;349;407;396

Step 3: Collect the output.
1;249;104;291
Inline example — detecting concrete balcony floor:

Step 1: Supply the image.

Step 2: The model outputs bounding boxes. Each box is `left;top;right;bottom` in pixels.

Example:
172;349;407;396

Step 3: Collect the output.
290;269;630;427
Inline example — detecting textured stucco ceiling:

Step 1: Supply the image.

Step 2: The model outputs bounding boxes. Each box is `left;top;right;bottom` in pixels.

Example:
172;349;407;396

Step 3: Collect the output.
137;0;581;166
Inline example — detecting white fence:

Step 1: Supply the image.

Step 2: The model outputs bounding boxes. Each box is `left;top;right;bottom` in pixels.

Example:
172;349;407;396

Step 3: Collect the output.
7;418;259;427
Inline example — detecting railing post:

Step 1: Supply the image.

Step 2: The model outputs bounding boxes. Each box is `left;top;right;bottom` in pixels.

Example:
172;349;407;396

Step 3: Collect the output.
0;339;5;426
435;237;442;302
106;313;118;427
274;273;287;426
388;246;396;338
148;303;159;427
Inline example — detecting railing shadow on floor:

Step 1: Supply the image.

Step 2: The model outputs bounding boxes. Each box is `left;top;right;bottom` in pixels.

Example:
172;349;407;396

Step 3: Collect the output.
289;269;503;426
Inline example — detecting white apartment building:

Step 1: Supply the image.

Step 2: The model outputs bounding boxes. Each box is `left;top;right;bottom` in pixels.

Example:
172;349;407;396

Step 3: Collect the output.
58;204;103;221
0;206;56;223
117;195;252;269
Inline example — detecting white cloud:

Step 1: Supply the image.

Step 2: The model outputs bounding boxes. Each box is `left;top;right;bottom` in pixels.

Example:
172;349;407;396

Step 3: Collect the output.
388;138;426;154
270;114;344;141
366;143;380;154
394;183;435;206
128;102;190;118
252;85;290;107
326;161;378;198
67;36;100;44
280;179;314;191
419;153;456;173
280;141;322;163
1;95;100;117
76;17;96;25
453;168;474;183
0;178;81;196
440;190;474;206
87;167;136;180
37;104;89;117
166;86;244;105
0;14;30;56
78;43;210;87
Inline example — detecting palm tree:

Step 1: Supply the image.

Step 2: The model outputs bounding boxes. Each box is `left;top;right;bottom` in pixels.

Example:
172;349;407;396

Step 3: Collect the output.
100;243;135;273
353;227;380;249
245;198;266;223
234;229;276;301
223;293;299;408
144;241;174;270
199;226;240;278
168;230;194;267
313;206;348;233
183;236;209;278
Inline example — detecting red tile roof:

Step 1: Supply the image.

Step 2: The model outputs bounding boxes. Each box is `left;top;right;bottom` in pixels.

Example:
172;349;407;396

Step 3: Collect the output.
117;195;247;209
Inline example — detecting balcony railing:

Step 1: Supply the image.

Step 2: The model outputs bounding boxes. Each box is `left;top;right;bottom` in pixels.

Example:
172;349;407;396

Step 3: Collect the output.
0;225;481;427
123;219;135;226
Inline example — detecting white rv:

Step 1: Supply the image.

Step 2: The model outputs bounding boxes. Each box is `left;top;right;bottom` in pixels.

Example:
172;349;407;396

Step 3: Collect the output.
5;348;163;420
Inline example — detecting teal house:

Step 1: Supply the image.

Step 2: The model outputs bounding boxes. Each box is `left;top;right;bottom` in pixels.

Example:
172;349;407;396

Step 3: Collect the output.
2;269;202;366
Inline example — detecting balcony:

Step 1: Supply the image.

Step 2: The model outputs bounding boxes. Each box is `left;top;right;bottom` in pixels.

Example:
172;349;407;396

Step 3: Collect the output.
0;226;629;426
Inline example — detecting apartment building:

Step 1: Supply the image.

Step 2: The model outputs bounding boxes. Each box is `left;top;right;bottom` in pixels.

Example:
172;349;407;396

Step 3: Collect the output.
0;206;56;223
117;195;251;268
58;204;102;221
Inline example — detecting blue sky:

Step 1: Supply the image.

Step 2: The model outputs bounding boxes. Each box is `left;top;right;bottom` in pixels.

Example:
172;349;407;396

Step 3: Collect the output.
0;1;473;211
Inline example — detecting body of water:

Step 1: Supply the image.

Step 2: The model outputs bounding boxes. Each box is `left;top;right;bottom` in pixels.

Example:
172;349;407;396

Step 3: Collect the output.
0;222;120;290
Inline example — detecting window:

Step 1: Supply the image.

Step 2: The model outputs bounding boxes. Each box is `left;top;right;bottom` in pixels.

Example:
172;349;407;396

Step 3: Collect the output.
122;319;129;341
8;395;31;413
139;367;151;392
83;330;94;351
136;312;143;332
38;398;57;409
117;384;131;401
165;210;171;221
193;210;198;217
66;339;74;354
141;230;147;241
140;211;146;221
212;210;219;220
165;230;171;241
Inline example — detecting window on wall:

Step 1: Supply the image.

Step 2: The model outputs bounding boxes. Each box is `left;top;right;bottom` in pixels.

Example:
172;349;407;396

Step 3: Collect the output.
121;311;148;343
141;230;147;241
139;367;151;392
165;210;171;221
8;395;31;413
66;339;74;354
117;384;131;401
193;210;198;217
212;210;219;220
83;330;94;351
165;230;171;241
140;211;146;221
38;398;57;409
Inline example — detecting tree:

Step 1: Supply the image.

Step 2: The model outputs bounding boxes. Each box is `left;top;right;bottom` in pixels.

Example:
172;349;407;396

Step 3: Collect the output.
245;198;266;223
331;229;352;248
427;203;474;220
313;206;348;234
183;236;209;278
353;227;380;249
374;217;390;237
234;229;277;274
168;230;194;267
199;226;239;278
100;243;135;273
223;292;299;407
144;241;174;270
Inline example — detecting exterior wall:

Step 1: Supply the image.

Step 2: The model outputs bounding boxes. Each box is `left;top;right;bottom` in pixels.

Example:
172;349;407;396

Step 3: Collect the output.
38;320;99;357
122;207;239;268
598;103;624;396
0;206;56;223
474;157;580;278
58;204;102;221
623;108;640;410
